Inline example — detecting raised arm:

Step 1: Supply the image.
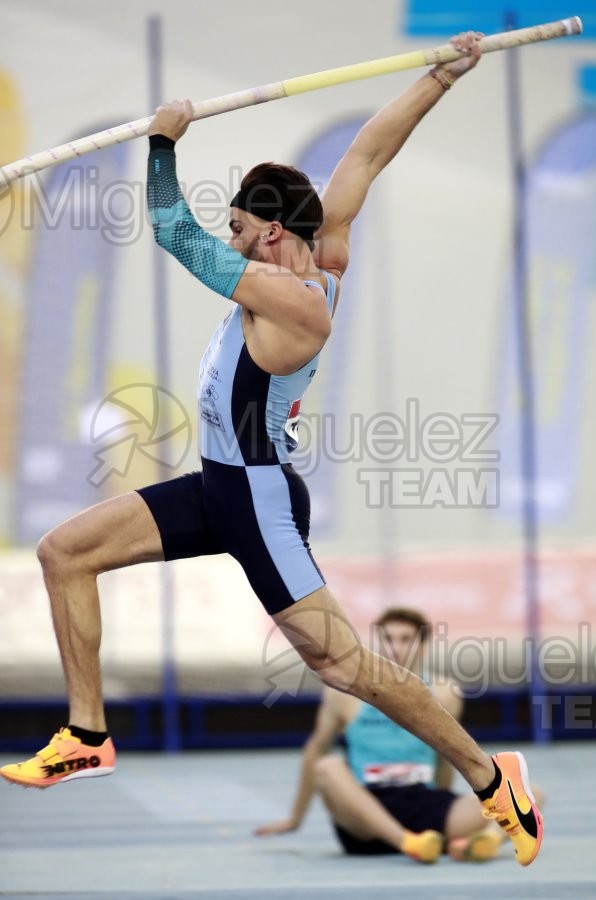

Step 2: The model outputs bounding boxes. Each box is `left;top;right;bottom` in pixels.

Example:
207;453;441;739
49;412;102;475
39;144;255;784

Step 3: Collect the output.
147;103;329;340
254;688;345;836
314;31;483;278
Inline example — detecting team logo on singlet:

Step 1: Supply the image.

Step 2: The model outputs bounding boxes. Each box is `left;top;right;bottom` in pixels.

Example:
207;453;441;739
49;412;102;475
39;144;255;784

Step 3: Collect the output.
200;381;226;431
363;763;433;787
201;408;225;431
202;383;219;405
284;399;301;445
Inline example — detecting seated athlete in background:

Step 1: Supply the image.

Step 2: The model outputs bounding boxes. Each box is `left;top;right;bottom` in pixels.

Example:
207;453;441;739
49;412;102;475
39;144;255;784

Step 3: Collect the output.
256;608;545;864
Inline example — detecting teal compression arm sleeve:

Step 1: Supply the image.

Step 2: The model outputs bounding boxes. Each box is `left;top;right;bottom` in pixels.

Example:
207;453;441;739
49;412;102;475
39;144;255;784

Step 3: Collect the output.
147;135;249;299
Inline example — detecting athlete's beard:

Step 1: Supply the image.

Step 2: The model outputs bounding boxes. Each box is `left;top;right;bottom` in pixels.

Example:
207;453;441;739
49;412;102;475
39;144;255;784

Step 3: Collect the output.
243;233;262;261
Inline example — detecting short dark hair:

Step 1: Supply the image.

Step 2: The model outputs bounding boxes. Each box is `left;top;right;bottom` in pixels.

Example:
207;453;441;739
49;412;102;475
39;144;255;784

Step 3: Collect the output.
374;607;432;643
235;162;323;244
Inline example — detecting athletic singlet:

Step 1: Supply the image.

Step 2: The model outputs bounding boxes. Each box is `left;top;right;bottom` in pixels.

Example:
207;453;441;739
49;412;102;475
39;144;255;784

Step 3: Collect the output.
344;685;437;787
198;275;336;466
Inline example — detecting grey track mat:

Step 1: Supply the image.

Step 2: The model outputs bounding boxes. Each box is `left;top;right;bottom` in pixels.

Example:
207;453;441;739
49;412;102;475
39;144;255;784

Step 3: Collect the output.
1;743;594;899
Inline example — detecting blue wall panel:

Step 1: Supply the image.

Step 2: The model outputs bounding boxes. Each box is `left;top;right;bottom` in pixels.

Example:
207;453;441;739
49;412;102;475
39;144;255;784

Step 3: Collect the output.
403;1;596;38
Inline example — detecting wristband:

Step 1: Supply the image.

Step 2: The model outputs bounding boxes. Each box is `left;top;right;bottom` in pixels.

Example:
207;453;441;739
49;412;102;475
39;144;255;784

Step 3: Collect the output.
430;67;456;91
149;134;176;152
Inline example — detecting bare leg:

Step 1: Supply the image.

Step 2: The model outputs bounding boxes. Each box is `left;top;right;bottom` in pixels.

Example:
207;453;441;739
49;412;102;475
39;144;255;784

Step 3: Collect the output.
273;587;494;792
36;492;164;731
314;756;407;849
444;795;503;842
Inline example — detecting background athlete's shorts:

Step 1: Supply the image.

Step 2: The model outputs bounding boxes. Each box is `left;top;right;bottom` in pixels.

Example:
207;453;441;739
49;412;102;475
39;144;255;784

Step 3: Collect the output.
333;783;457;855
136;457;325;616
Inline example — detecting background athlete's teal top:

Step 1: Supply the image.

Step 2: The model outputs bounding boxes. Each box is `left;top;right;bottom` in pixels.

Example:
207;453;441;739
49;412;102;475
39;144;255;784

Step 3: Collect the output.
345;694;437;787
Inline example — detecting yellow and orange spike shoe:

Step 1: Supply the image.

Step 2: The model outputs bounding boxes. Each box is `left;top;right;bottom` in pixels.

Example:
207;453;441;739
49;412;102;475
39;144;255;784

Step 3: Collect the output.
447;828;503;862
401;829;443;864
0;727;115;789
480;751;543;867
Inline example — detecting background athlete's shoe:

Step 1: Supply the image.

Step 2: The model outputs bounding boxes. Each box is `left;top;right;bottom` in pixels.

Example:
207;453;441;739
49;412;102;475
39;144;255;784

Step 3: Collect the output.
481;751;543;866
447;828;502;862
401;829;443;863
0;727;115;788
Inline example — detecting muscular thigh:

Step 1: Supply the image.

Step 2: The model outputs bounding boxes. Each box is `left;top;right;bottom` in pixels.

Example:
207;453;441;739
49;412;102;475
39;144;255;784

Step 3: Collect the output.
46;491;165;574
273;586;366;687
